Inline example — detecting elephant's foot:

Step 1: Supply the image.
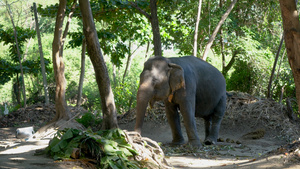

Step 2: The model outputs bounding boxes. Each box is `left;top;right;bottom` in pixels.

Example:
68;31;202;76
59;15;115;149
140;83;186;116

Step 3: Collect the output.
187;140;203;148
204;138;217;145
170;138;185;146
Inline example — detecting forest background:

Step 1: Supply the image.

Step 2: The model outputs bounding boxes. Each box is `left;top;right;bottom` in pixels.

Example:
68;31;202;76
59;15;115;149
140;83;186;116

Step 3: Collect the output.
0;0;297;119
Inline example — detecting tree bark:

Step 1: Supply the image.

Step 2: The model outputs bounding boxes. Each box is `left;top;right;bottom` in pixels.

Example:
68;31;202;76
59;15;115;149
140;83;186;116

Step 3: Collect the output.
267;34;284;98
193;0;202;57
79;0;118;129
33;2;49;105
222;50;238;76
77;38;86;107
145;41;150;61
279;0;300;112
149;0;162;57
123;37;133;83
51;0;73;122
6;2;27;108
130;0;162;57
202;0;237;61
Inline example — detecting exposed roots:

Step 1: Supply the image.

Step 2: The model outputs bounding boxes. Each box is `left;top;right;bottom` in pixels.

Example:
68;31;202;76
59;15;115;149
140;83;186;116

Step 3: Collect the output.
124;131;172;169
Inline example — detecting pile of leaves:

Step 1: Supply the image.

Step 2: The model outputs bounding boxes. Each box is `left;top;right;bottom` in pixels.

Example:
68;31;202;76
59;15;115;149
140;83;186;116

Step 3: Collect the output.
225;92;300;141
44;128;170;169
0;104;86;128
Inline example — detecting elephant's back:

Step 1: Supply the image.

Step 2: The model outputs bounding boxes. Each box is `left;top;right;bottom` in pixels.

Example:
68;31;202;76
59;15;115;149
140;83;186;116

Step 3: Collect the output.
169;56;225;86
169;56;226;115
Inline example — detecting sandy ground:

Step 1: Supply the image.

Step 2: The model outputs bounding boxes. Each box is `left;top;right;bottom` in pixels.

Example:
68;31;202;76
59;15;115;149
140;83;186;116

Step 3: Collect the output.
119;118;300;169
1;116;299;169
1;96;300;169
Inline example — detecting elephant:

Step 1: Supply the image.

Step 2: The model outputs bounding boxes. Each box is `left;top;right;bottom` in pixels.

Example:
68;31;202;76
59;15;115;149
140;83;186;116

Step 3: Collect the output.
134;56;226;147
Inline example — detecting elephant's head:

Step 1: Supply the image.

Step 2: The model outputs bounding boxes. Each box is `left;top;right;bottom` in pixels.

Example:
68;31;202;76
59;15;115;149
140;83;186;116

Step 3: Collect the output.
134;57;185;133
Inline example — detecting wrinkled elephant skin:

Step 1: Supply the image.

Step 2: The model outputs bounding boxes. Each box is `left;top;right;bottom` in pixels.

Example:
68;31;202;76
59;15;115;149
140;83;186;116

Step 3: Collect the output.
134;56;226;147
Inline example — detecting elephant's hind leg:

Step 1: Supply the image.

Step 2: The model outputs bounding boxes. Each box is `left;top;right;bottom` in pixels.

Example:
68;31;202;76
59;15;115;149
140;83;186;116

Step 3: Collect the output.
204;95;226;145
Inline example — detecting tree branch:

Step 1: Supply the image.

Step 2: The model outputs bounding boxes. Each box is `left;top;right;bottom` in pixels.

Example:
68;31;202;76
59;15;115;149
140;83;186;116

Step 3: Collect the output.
223;49;238;75
62;0;77;46
202;0;237;61
129;1;151;20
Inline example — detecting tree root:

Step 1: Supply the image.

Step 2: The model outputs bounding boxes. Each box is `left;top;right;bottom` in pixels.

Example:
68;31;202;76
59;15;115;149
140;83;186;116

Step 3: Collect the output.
124;131;172;169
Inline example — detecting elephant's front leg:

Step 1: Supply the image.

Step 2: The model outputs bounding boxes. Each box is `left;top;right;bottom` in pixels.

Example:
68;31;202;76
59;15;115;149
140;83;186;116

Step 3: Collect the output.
165;101;185;145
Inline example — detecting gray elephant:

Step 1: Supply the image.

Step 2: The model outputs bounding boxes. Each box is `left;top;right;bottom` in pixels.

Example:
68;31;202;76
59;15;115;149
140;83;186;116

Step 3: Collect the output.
134;56;226;146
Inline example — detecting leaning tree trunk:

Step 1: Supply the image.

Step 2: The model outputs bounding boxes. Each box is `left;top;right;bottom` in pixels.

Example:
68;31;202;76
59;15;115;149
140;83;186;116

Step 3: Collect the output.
77;38;86;107
193;0;202;57
202;0;237;61
33;2;49;105
6;2;27;108
79;0;118;129
279;0;300;112
267;34;284;98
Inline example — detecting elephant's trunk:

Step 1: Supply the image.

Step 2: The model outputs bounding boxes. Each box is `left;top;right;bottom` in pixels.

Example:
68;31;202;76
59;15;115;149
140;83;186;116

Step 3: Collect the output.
134;79;154;134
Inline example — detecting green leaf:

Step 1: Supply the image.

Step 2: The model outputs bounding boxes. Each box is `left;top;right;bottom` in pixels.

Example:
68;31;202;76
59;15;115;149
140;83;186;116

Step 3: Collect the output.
119;147;132;156
108;160;120;169
103;144;117;155
60;129;74;140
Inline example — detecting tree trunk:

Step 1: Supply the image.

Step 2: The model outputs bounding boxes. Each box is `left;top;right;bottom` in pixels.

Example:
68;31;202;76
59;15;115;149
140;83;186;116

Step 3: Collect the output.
51;0;76;122
202;0;237;61
279;0;300;112
77;37;86;107
34;0;84;138
145;41;150;61
79;0;118;129
267;34;284;98
33;2;49;105
6;2;27;108
193;0;202;57
123;37;133;83
130;1;162;57
222;50;238;76
112;64;116;85
220;0;225;72
150;0;162;57
123;41;141;83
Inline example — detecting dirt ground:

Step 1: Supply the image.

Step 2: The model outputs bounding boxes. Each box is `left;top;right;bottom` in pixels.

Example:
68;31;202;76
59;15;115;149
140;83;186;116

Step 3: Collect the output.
1;93;300;168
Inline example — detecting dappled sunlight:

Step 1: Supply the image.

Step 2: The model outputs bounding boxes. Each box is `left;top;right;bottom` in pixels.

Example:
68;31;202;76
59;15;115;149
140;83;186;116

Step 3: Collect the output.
166;155;249;168
0;139;49;155
166;154;296;168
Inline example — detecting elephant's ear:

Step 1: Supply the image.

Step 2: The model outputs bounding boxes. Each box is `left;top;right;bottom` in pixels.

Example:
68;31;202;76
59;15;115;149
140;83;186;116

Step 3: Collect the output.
168;63;185;102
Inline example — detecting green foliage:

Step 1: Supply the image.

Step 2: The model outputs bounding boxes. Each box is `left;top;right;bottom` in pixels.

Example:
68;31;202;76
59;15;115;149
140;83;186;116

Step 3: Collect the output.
113;81;138;113
0;24;36;62
45;128;140;168
225;27;273;96
81;81;102;111
226;59;256;93
271;62;296;100
76;112;102;129
1;0;298;118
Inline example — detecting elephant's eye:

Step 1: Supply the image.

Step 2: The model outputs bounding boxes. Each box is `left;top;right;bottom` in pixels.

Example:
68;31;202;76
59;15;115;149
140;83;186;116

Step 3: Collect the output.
152;77;158;85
